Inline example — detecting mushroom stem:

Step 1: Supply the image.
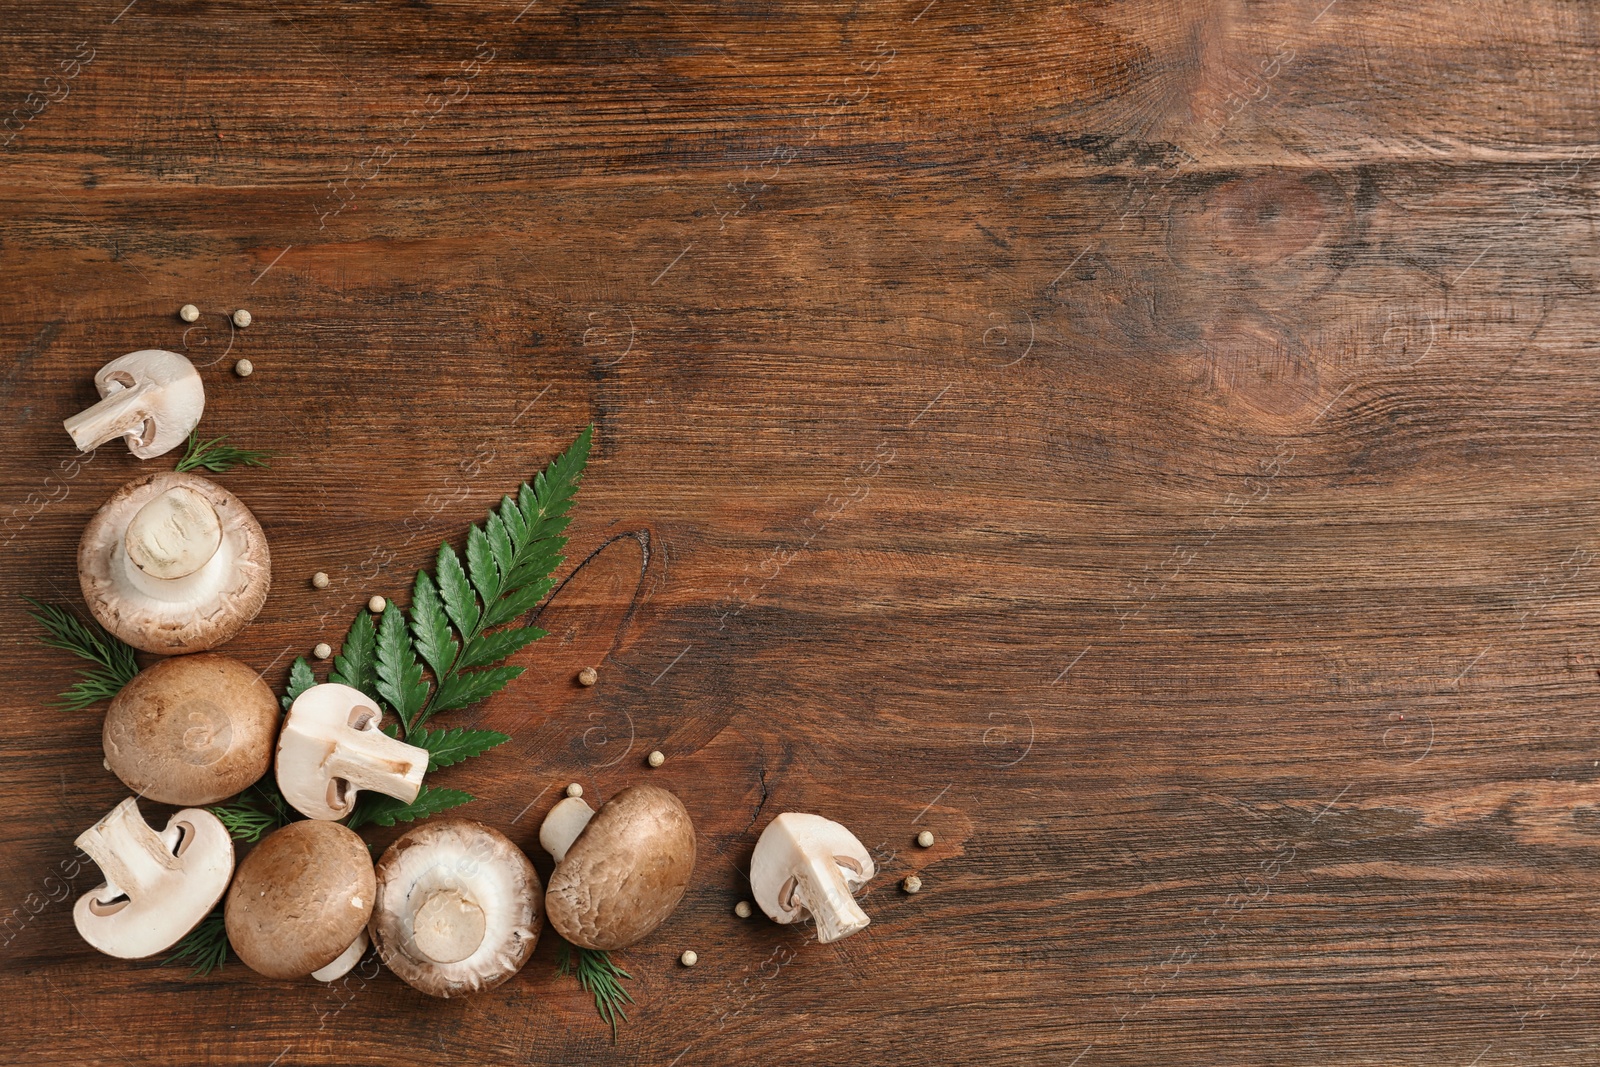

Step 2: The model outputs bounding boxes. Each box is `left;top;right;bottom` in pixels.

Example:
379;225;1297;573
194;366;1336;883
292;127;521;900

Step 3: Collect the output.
324;743;427;811
538;796;596;863
124;486;223;580
75;798;182;904
789;850;872;944
311;929;369;982
411;889;487;964
64;381;155;452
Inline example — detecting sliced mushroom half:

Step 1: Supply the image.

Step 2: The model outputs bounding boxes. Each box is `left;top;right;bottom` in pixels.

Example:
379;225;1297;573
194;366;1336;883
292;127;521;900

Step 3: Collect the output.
275;683;428;821
64;349;204;460
750;812;875;944
73;798;233;959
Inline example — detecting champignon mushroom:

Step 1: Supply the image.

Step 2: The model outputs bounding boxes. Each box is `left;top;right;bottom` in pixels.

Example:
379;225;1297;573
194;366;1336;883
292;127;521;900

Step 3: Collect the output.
78;471;271;654
369;819;542;998
225;819;375;980
749;812;875;944
275;683;428;821
73;797;233;958
63;349;204;460
540;784;695;950
102;653;279;806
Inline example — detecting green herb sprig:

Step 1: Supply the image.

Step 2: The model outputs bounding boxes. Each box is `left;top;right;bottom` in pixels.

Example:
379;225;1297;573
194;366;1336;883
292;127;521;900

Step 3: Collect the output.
24;598;140;710
163;908;228;978
174;431;275;473
556;939;635;1039
207;782;293;843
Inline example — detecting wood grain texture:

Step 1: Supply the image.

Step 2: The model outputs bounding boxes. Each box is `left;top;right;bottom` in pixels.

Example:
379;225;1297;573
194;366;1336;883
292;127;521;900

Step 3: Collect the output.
3;0;1600;1062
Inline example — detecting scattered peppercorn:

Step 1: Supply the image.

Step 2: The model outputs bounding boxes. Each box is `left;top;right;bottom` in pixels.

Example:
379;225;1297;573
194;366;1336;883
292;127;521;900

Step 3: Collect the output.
734;901;753;919
680;950;698;967
179;304;200;323
577;666;598;687
234;358;253;378
903;875;923;894
647;750;665;768
313;642;332;660
311;571;330;589
566;783;583;798
232;308;252;328
368;595;386;613
916;830;934;848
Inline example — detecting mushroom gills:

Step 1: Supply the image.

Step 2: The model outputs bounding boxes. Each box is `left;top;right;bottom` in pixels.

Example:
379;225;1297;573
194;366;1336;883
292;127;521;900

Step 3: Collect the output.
750;812;876;945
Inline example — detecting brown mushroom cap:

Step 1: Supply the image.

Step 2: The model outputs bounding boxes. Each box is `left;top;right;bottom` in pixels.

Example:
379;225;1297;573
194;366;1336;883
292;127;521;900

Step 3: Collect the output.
370;819;543;998
79;471;271;654
103;653;278;806
546;784;696;950
225;820;375;979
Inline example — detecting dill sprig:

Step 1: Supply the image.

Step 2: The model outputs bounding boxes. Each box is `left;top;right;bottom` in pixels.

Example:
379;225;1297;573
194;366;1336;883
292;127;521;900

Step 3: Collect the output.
164;907;228;977
24;597;140;710
556;939;635;1039
174;431;275;473
207;781;294;843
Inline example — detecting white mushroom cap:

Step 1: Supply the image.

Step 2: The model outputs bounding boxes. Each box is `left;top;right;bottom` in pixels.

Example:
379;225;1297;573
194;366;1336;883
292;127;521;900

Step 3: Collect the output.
369;819;543;998
275;683;429;821
73;798;233;959
78;472;271;654
63;349;204;459
750;812;875;944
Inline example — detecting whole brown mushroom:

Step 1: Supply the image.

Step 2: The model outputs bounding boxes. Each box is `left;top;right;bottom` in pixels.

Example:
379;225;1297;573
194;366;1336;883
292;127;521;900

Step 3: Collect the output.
369;819;543;998
103;653;278;806
539;784;696;950
78;471;271;654
225;820;375;981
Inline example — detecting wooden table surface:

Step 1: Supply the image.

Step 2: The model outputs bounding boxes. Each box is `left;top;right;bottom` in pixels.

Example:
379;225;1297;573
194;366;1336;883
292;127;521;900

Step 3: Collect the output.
4;0;1599;1063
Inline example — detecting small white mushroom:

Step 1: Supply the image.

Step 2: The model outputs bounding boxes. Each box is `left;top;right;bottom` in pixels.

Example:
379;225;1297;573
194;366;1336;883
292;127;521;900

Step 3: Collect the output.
179;304;200;323
750;813;875;944
275;683;429;821
73;798;234;959
232;308;252;328
64;349;204;459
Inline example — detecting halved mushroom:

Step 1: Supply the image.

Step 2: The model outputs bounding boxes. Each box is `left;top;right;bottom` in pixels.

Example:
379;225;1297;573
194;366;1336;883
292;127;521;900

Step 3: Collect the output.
750;812;875;944
225;819;375;980
369;819;542;998
73;797;233;958
64;349;204;460
78;472;271;654
540;784;695;950
276;683;429;821
103;653;279;806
